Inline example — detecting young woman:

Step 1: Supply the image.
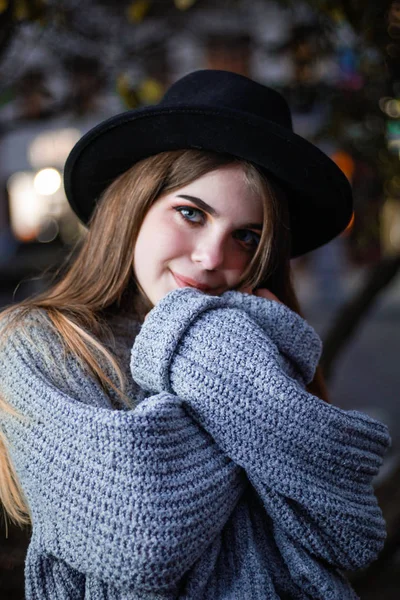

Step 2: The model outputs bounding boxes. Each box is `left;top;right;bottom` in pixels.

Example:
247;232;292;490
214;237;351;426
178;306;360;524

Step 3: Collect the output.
0;70;390;599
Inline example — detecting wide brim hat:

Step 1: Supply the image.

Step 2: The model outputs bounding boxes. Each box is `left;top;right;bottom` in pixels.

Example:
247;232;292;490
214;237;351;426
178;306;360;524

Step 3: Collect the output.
64;69;353;257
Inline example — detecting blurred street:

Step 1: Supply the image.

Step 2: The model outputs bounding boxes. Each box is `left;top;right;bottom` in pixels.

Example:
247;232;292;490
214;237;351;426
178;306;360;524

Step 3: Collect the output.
296;263;400;457
296;262;400;599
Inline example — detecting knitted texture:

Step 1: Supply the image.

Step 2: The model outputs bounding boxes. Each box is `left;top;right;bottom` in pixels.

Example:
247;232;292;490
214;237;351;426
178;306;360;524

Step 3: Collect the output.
221;290;322;384
0;290;390;599
131;288;391;598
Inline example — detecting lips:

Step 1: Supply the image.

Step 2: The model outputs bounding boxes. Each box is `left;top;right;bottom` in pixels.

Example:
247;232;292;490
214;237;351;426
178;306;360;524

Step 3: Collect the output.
171;271;213;292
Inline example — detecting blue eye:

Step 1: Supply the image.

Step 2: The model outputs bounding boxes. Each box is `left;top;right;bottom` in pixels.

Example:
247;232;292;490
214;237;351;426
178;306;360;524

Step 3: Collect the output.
234;230;261;249
174;206;260;250
174;206;204;224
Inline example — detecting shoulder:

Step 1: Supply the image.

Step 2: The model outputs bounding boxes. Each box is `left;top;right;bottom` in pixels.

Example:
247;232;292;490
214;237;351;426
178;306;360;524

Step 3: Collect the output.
0;306;64;367
0;306;135;412
0;306;97;407
0;307;66;393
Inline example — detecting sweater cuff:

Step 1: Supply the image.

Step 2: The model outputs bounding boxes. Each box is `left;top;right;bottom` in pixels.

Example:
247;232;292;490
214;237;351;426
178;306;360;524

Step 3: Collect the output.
131;288;223;393
221;291;322;384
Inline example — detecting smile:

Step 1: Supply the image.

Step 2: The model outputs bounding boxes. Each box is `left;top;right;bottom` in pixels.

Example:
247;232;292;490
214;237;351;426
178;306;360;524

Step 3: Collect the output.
171;271;213;292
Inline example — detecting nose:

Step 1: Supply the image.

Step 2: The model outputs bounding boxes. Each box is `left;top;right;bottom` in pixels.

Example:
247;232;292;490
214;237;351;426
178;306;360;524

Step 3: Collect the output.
191;233;225;270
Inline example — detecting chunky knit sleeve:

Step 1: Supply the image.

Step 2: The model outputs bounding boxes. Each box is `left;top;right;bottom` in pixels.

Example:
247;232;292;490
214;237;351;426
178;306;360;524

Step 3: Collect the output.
0;311;246;592
220;290;322;385
131;288;391;576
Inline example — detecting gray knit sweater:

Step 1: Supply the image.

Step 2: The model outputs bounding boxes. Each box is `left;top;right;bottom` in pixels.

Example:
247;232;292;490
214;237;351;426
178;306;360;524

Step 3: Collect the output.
0;288;390;600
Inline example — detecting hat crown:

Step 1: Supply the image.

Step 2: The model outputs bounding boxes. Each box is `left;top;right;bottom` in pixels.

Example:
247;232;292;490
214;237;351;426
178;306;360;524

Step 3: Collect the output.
64;69;352;256
160;70;293;130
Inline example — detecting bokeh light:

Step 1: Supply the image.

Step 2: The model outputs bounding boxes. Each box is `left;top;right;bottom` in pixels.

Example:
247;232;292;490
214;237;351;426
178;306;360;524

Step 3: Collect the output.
33;168;61;196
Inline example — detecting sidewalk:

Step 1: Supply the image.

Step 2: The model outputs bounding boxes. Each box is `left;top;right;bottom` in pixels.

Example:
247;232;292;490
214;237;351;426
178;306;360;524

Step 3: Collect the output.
294;262;400;465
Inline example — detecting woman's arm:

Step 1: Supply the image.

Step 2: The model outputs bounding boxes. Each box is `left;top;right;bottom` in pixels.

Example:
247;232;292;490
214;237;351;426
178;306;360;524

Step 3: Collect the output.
131;287;391;573
0;312;246;592
220;289;322;385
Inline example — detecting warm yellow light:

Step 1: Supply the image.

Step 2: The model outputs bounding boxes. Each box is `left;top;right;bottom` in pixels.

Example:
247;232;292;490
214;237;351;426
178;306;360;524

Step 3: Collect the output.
7;171;40;241
174;0;196;10
386;99;400;118
382;199;400;254
138;78;164;104
331;151;355;183
126;0;150;22
343;211;355;234
33;168;61;196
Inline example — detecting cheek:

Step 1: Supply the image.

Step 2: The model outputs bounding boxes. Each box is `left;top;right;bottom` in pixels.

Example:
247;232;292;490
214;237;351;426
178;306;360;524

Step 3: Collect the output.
226;246;253;275
153;215;190;258
133;215;159;276
134;210;190;272
133;237;148;279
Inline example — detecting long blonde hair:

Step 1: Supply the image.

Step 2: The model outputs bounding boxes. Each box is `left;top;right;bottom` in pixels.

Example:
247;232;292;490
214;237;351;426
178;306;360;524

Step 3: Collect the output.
0;149;328;527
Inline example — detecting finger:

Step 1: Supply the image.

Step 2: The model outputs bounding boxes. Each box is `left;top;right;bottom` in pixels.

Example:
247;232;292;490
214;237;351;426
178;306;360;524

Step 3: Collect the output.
238;286;253;295
254;288;281;303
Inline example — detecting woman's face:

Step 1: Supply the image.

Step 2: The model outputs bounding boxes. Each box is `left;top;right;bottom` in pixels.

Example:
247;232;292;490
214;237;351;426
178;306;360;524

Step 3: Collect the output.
133;164;264;306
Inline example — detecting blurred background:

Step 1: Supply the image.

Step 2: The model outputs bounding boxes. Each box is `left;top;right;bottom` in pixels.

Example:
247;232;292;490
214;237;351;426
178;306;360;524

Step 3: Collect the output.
0;0;399;598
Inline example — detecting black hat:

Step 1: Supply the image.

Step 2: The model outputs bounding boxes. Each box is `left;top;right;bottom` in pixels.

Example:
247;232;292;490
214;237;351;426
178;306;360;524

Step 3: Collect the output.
64;69;353;257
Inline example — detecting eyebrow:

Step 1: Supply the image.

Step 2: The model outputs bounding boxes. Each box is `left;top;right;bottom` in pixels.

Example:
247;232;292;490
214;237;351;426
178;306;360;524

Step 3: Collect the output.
176;194;263;230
